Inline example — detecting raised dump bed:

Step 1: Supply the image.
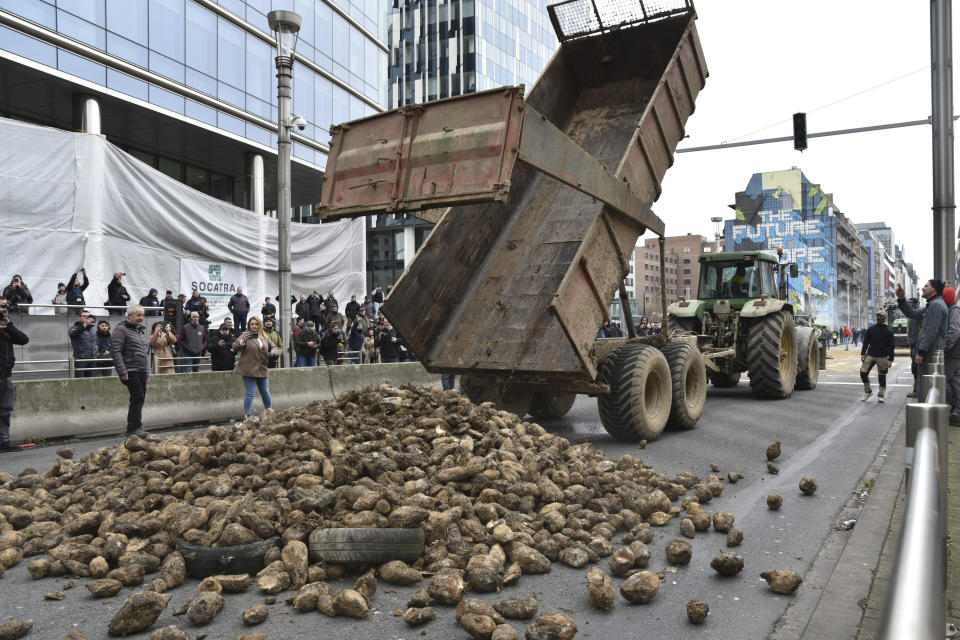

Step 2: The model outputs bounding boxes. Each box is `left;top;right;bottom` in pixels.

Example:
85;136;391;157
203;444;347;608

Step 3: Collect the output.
320;0;708;440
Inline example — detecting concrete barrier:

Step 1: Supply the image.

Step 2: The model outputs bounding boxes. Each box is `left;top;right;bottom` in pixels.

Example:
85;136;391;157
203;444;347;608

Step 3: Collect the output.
10;363;441;442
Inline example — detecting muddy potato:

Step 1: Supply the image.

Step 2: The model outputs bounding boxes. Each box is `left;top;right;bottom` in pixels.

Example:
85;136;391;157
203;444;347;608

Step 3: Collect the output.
242;604;269;625
333;589;371;618
767;494;783;510
726;528;744;547
608;548;635;577
712;512;734;532
691;511;712;531
0;620;32;640
686;599;709;623
710;551;744;576
380;560;422;585
524;613;577;640
404;606;435;626
461;613;497;640
586;567;615;611
427;571;466;605
494;595;538;620
620;570;660;604
457;599;505;624
150;627;189;640
186;592;224;626
492;624;519;640
665;539;692;565
799;475;819;496
679;518;696;539
107;591;172;636
761;570;803;594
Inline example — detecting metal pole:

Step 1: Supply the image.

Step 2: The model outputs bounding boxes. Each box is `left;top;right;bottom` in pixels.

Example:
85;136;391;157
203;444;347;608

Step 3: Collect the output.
659;236;668;324
932;0;956;282
276;55;293;368
619;282;636;338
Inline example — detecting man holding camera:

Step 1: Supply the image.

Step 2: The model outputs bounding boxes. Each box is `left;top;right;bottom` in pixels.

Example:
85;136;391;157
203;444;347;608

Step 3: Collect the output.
0;297;29;452
66;267;89;308
68;309;99;377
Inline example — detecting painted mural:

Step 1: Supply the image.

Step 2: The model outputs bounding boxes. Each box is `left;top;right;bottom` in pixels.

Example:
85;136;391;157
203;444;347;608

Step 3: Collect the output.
725;169;838;327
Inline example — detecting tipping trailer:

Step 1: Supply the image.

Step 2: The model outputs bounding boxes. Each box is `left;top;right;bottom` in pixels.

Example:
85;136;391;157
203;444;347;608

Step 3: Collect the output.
319;0;708;442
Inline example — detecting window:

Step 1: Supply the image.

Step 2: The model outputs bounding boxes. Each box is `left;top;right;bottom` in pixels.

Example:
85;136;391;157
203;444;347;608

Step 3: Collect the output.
185;3;216;76
683;247;691;253
217;17;244;89
683;258;690;264
149;0;184;62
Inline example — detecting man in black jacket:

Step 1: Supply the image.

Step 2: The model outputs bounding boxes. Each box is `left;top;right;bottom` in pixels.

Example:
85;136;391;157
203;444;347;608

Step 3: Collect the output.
379;320;400;363
860;310;895;403
106;273;130;316
228;288;250;332
68;309;99;378
321;322;343;366
207;323;236;371
344;295;360;322
66;268;88;308
139;288;161;317
0;297;28;452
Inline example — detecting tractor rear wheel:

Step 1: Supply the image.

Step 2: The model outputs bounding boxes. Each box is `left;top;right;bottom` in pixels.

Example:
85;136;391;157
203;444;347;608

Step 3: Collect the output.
747;311;797;398
662;341;706;430
529;392;577;420
795;327;820;390
597;343;672;442
709;371;741;387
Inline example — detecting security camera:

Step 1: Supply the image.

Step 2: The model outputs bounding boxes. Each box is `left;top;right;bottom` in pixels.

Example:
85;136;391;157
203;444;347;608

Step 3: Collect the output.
290;115;307;131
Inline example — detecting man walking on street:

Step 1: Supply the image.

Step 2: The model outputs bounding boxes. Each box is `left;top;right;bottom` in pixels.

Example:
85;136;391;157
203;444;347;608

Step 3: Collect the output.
0;297;28;452
111;305;150;438
860;310;895;403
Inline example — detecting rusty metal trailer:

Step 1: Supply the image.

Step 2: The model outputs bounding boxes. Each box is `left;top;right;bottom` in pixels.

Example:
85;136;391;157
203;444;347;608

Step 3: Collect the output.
319;0;708;441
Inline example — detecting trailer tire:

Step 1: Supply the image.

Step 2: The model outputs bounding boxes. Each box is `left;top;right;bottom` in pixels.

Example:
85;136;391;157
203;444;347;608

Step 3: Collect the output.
795;327;820;390
747;311;797;398
597;343;672;442
709;371;741;387
662;341;706;430
308;528;425;564
459;376;531;417
176;537;279;579
667;313;700;335
459;375;494;406
529;392;577;420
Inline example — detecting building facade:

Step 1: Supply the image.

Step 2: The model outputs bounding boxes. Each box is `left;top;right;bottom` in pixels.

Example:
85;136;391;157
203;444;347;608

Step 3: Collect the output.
386;0;556;108
0;0;387;216
631;234;709;323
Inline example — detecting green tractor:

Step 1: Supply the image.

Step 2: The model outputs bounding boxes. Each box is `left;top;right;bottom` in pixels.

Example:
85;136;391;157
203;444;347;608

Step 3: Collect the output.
666;251;824;398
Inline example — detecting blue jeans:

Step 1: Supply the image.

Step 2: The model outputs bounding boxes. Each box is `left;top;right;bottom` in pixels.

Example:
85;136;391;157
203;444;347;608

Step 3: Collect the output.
242;376;271;414
74;361;97;378
297;355;316;367
183;356;200;373
442;373;456;390
234;314;247;332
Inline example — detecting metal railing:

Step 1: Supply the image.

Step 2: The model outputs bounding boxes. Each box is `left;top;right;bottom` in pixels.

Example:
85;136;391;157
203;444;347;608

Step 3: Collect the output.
878;350;948;640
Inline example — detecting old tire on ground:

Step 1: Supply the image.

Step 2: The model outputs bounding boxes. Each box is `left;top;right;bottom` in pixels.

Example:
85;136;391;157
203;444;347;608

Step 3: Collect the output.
709;370;741;387
667;313;700;335
308;528;425;564
597;343;672;442
528;392;577;420
662;341;707;430
747;310;797;399
795;327;820;390
176;537;279;579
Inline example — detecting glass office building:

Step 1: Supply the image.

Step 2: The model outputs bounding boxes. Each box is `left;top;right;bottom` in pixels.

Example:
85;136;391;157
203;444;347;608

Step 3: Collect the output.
0;0;387;214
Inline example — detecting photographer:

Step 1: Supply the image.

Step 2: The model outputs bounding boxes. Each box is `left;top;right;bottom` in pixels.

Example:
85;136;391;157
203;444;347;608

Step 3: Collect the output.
66;267;89;308
0;297;28;452
232;317;278;417
2;275;33;314
208;323;237;371
106;272;130;317
68;309;99;378
149;321;177;374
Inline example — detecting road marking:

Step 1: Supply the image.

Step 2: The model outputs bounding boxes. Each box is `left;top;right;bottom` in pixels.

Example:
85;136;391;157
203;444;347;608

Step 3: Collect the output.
813;381;912;387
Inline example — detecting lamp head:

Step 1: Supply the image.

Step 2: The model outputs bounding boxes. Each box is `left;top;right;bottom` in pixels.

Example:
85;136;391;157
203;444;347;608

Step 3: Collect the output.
268;10;302;59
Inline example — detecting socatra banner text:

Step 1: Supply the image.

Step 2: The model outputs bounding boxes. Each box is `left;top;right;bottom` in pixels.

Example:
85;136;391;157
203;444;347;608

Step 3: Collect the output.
180;259;248;325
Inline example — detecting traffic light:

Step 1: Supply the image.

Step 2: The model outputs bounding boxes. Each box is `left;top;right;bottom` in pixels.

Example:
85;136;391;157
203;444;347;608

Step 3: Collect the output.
793;112;807;151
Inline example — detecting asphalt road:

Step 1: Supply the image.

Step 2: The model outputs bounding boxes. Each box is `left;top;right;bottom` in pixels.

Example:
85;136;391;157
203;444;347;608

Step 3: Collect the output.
0;352;910;639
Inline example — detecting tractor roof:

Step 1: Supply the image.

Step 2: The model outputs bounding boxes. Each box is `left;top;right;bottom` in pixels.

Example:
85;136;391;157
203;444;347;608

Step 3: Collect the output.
699;251;780;264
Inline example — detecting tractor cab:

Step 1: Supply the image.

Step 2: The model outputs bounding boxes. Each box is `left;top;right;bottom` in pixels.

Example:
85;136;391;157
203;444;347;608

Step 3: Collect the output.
698;252;780;306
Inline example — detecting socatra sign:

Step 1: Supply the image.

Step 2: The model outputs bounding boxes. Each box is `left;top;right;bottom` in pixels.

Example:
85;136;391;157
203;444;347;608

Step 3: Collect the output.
180;259;248;324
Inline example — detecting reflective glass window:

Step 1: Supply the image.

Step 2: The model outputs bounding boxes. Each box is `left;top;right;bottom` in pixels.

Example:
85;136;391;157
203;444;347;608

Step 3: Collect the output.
217;17;244;88
149;0;184;62
185;99;217;126
106;0;146;41
106;32;148;67
149;84;185;114
349;94;364;120
158;157;183;180
331;12;347;67
186;165;209;193
217;111;245;136
57;10;105;49
185;67;216;96
149;50;184;82
210;173;233;202
58;49;105;84
245;95;270;119
364;39;377;88
217;0;243;16
245;123;270;146
245;0;268;13
57;0;104;25
331;84;349;127
1;0;56;28
314;3;331;59
314;77;332;144
349;27;363;76
217;81;244;107
0;25;56;65
107;68;148;100
185;2;216;76
293;70;313;137
245;33;271;103
294;0;313;46
245;5;269;34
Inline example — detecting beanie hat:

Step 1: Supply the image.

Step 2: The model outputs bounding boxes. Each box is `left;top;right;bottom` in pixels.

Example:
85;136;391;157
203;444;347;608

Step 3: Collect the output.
190;312;199;318
930;278;946;296
944;286;957;305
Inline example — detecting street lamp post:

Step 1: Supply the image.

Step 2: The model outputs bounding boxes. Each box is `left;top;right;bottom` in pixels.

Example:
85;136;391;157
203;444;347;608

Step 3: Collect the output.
268;10;301;367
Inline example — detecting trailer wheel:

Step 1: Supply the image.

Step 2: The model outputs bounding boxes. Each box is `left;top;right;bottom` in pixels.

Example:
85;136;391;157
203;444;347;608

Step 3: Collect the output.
459;375;495;405
747;311;797;399
795;327;820;390
529;392;577;420
597;343;672;442
459;376;531;417
709;371;741;387
662;342;706;430
667;313;700;335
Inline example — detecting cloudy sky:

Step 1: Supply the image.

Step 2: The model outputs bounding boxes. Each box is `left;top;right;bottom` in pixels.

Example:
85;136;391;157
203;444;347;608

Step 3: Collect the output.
651;1;954;281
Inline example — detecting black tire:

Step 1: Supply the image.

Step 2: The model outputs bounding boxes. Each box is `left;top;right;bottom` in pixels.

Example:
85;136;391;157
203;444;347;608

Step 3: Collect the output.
308;528;425;564
709;370;741;387
597;343;672;442
795;327;820;390
459;375;493;405
528;392;577;420
176;537;279;579
747;311;797;399
667;313;700;335
662;342;706;430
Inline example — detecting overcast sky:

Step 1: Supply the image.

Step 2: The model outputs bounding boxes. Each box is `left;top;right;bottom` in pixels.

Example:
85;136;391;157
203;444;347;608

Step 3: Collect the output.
651;1;954;282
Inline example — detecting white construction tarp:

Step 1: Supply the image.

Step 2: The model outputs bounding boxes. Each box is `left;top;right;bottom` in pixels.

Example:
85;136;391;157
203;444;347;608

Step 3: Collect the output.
0;116;364;325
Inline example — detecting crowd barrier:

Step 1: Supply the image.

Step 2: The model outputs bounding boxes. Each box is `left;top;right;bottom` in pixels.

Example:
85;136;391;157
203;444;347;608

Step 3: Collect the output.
10;362;441;443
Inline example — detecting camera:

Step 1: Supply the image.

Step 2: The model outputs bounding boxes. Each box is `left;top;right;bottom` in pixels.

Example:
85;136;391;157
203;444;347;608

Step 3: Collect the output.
291;115;307;131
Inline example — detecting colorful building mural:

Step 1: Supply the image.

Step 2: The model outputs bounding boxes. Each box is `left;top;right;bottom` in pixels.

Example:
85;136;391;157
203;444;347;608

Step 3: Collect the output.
725;169;838;327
